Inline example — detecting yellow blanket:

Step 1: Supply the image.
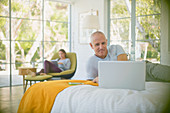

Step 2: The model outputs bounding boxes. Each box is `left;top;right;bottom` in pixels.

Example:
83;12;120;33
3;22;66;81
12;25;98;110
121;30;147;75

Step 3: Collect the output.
17;80;98;113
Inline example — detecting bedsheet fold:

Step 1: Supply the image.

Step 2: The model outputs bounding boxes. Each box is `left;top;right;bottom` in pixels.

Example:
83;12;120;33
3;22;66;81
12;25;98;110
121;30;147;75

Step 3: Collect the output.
17;80;98;113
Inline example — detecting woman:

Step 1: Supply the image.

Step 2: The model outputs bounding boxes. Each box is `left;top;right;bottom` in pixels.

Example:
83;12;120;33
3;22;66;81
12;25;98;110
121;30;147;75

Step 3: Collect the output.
28;49;71;76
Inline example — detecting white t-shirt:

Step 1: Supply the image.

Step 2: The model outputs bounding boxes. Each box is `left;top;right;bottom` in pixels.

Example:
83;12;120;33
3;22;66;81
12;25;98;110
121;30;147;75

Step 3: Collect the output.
86;44;126;79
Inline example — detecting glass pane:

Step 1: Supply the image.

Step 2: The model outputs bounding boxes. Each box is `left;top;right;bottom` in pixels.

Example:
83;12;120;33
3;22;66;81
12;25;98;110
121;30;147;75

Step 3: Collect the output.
0;41;9;64
0;62;6;71
13;41;43;66
110;0;131;18
136;41;160;63
11;0;42;19
44;41;69;59
12;63;22;85
36;62;43;73
44;21;68;41
136;15;160;40
17;62;33;69
0;40;7;63
0;63;10;87
0;17;9;40
45;1;68;21
0;0;9;16
0;40;9;87
136;0;161;16
110;19;130;41
11;19;41;41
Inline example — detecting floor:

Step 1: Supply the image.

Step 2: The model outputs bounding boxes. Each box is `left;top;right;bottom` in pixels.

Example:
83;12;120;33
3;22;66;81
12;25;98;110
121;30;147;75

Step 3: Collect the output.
0;86;25;113
0;69;63;113
0;78;61;113
0;70;23;87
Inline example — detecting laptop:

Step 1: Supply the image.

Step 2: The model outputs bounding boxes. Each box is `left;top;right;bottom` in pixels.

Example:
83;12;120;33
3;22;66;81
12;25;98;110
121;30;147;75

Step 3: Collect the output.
98;61;146;90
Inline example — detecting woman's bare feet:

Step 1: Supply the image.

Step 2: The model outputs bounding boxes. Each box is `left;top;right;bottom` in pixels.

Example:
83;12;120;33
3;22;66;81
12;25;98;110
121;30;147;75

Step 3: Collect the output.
27;70;36;77
40;73;47;75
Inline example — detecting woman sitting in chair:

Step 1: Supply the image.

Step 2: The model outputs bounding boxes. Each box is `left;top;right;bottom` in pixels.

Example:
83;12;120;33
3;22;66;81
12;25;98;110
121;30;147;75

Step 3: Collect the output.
29;49;71;76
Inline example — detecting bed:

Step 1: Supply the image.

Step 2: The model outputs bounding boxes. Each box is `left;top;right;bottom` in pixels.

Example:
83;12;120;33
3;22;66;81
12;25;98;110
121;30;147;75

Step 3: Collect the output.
17;80;170;113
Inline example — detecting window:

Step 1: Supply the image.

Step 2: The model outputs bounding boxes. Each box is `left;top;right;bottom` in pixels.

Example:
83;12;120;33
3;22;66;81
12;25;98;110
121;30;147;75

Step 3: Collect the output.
109;0;161;62
0;0;71;87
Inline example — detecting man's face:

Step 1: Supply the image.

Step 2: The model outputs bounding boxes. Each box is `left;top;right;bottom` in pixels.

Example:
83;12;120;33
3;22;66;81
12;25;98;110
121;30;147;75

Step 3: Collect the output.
90;33;108;59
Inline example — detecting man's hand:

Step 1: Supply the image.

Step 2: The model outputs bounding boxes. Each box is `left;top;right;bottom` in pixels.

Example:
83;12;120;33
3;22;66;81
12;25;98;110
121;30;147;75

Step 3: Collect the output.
93;77;99;83
117;54;128;61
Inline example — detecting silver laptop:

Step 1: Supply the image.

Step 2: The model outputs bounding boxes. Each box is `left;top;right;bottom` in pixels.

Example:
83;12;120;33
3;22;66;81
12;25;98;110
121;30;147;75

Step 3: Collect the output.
98;61;146;90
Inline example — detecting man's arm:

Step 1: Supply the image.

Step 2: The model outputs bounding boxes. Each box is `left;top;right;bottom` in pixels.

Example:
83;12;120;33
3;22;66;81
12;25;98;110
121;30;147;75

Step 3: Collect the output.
117;54;128;61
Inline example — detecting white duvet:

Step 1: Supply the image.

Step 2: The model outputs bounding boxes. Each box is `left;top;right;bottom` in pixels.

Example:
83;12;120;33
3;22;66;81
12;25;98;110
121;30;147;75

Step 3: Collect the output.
51;82;170;113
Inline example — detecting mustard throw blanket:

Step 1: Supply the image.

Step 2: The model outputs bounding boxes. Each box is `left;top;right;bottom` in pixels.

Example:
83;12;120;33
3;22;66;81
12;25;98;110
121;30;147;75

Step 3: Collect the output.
17;80;98;113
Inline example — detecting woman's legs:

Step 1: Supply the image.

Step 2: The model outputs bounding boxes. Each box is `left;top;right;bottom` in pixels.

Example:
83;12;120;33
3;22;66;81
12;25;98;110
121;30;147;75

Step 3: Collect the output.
44;60;62;73
36;69;44;75
36;60;62;75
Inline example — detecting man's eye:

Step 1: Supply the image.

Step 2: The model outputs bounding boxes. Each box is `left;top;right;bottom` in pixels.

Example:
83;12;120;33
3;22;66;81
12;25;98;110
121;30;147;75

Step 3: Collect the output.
102;42;105;45
95;44;99;46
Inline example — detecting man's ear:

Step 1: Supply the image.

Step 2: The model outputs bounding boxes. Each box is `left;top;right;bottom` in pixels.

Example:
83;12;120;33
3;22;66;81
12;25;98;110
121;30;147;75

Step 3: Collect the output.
89;43;94;49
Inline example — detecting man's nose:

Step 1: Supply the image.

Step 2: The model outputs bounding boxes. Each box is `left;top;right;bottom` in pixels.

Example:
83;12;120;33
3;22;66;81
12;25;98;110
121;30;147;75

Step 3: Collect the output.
99;44;104;49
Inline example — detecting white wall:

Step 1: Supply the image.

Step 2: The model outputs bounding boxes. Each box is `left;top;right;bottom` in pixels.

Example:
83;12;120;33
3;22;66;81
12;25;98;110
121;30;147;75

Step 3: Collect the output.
161;0;170;66
71;0;108;79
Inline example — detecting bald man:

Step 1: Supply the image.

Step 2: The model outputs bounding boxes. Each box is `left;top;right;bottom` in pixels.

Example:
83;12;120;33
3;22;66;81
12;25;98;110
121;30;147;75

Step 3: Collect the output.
86;31;128;83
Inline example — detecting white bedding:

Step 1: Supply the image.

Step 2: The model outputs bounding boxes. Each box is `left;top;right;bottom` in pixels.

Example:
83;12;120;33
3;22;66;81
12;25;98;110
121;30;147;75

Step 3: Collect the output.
51;82;170;113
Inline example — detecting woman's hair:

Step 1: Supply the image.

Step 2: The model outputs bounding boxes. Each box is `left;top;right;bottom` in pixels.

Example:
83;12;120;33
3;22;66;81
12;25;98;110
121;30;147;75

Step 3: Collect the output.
59;49;66;54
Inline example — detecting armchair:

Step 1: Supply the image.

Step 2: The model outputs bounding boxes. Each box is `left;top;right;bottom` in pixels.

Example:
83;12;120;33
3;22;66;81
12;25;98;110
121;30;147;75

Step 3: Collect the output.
48;52;77;79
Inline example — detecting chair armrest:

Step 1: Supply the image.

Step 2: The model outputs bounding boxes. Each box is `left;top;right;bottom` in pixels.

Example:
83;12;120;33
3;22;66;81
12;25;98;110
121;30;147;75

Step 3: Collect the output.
60;70;74;74
48;69;74;76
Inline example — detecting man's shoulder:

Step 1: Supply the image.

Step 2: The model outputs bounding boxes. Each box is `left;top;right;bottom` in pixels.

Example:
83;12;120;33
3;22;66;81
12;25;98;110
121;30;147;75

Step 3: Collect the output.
109;44;124;51
87;55;98;68
108;44;126;56
109;44;122;48
87;55;99;63
88;55;97;60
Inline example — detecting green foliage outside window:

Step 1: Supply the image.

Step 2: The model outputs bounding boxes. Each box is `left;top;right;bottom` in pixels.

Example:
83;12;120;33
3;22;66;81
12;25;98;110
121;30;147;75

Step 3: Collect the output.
0;0;70;70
